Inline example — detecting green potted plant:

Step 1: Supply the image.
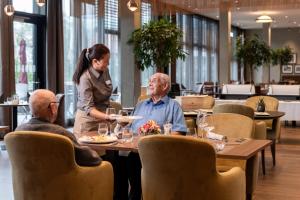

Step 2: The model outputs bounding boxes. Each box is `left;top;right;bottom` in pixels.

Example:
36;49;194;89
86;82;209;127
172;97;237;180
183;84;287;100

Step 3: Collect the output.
127;18;187;71
271;46;293;66
256;97;266;112
236;34;272;82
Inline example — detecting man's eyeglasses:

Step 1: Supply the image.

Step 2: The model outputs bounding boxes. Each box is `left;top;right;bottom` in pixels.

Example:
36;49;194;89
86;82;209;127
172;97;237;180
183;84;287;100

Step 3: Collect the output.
48;101;59;108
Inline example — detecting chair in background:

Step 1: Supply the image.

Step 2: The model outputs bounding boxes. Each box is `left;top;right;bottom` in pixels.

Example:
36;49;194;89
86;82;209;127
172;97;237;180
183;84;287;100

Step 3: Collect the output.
180;95;215;111
138;135;245;200
205;113;258;198
109;100;122;113
5;131;113;200
54;93;65;127
202;81;215;96
245;95;280;166
213;104;267;175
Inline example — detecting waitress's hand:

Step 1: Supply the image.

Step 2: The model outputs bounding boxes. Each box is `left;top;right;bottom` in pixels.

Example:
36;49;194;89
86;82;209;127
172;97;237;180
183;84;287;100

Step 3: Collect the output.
105;114;116;123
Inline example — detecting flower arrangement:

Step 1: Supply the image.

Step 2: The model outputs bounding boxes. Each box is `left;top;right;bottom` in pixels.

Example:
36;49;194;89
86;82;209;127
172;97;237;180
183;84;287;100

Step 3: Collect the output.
138;120;161;135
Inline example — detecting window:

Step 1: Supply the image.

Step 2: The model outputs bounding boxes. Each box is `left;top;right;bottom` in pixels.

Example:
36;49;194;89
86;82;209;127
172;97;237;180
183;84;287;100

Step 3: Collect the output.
105;0;120;94
176;14;218;90
63;0;120;124
140;1;154;87
13;0;46;15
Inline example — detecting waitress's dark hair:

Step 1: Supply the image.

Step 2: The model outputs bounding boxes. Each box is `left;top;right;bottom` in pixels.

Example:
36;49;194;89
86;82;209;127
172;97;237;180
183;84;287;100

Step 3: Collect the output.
72;44;110;84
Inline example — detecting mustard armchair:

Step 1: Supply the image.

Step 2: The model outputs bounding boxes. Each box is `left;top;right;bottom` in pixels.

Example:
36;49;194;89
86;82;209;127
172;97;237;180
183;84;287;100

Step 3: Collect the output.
246;95;280;166
4;131;113;200
138;135;245;200
213;104;267;175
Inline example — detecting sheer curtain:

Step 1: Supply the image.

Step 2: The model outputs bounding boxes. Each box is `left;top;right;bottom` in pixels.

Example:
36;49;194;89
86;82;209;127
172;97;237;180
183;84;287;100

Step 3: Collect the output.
0;0;15;126
63;0;119;125
176;13;219;90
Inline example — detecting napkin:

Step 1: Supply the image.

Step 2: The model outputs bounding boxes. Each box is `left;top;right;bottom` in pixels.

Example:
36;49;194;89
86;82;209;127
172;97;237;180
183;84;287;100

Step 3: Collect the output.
206;132;226;141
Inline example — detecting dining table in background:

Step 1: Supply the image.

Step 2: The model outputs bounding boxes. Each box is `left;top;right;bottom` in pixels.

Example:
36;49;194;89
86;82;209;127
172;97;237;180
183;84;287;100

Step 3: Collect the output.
0;102;29;131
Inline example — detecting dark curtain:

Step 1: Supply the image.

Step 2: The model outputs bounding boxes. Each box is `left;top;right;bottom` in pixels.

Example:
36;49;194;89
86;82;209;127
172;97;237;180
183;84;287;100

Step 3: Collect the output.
0;0;15;127
47;0;65;126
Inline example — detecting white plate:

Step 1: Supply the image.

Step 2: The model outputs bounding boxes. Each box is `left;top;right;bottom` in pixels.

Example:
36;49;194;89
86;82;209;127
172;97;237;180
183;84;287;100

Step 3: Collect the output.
254;112;270;116
79;135;118;144
116;115;143;123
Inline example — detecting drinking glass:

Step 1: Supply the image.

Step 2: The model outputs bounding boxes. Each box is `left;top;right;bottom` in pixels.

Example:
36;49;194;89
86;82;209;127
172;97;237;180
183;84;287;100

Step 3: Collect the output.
163;123;172;135
106;107;116;118
122;127;133;143
98;123;108;137
197;111;208;138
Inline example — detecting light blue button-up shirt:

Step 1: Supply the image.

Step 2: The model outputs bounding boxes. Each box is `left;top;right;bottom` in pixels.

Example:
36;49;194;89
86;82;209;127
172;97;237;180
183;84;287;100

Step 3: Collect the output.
131;95;187;134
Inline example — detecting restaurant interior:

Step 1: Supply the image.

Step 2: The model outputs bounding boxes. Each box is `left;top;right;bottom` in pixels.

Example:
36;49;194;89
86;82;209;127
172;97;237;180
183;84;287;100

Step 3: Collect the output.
1;0;300;199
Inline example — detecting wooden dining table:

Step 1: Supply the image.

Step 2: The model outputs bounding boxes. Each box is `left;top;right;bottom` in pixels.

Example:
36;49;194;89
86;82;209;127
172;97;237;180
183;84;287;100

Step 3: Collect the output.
80;132;271;200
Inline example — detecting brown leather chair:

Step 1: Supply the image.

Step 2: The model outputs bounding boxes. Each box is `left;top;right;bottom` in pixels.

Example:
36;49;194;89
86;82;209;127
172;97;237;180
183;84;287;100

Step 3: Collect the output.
5;131;113;200
138;135;245;200
213;104;267;175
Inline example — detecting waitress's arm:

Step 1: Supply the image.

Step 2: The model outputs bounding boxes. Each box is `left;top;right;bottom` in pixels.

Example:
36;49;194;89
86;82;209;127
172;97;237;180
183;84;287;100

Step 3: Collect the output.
89;107;109;121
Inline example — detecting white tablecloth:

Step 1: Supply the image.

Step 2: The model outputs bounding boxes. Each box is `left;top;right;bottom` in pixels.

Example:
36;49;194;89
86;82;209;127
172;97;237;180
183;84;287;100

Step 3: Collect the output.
215;99;300;121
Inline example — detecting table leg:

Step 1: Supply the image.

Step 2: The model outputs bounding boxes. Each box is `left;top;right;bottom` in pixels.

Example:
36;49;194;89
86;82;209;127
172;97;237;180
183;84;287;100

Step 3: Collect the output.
12;106;18;131
246;154;259;200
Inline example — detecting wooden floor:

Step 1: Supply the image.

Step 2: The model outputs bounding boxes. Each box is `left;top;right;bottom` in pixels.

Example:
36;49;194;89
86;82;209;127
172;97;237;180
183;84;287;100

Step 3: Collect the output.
254;126;300;200
0;126;299;200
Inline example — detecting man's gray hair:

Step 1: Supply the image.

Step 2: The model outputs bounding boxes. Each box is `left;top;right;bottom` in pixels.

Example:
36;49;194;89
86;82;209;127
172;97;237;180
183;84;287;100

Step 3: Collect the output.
154;73;171;92
29;89;56;118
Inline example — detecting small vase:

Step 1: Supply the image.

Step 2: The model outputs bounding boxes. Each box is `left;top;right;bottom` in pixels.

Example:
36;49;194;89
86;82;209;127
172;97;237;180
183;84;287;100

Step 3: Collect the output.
257;103;265;112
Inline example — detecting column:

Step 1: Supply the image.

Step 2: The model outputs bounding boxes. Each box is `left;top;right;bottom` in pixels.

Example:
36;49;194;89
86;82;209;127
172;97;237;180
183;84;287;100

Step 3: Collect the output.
263;22;271;83
119;0;141;107
219;1;231;84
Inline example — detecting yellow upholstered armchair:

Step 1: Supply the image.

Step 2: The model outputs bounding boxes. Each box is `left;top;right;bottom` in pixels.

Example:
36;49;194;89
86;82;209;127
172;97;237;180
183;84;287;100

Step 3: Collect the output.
245;95;280;166
213;104;267;175
138;135;245;200
205;113;259;198
4;131;114;200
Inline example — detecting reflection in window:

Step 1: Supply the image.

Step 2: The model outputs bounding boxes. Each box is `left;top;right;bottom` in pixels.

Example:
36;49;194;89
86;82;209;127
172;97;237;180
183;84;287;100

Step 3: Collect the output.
176;14;218;90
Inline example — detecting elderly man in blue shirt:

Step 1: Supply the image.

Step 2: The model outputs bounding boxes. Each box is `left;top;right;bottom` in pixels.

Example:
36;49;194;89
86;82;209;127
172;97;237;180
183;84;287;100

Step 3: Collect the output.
114;73;187;200
131;72;187;134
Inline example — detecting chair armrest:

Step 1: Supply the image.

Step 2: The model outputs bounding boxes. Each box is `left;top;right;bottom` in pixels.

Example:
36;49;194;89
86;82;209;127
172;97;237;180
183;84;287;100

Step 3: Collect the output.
217;167;246;200
253;121;267;139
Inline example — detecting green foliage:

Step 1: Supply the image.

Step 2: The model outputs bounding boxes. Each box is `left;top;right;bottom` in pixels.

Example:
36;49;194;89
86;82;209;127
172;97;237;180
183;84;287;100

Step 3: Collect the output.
127;18;187;71
271;46;293;65
236;34;272;70
258;97;265;105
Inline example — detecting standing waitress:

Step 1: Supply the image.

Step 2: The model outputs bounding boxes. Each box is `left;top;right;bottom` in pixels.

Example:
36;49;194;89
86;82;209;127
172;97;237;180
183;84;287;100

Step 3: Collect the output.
73;44;113;134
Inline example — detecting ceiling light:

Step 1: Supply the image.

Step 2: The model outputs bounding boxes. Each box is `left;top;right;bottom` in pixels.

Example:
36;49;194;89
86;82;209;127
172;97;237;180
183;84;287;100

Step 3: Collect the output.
4;4;14;16
255;15;273;23
36;0;46;7
127;0;138;12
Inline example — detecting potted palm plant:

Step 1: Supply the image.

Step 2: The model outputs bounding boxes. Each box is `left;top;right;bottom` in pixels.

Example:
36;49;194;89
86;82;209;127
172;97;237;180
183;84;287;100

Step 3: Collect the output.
127;18;187;72
236;35;272;82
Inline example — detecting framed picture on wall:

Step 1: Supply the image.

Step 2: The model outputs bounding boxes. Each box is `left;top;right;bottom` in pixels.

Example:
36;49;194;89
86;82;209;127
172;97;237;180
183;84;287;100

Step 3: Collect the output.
294;65;300;74
282;65;293;74
289;53;297;64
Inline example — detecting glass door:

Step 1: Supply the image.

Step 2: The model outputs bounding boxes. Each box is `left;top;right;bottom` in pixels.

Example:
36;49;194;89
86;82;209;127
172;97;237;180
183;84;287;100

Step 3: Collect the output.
13;12;46;125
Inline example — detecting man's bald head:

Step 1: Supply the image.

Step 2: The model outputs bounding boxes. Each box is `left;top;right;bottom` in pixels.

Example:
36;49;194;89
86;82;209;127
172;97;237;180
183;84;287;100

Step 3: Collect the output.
29;89;57;122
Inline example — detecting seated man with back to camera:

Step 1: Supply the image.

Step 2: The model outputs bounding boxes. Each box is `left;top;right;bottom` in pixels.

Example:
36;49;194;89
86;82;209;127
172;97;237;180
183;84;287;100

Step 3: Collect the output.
16;89;101;166
114;73;187;200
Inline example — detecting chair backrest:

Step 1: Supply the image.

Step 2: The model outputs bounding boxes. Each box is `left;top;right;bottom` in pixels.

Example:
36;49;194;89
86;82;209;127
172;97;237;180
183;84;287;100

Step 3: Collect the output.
179;95;215;110
55;93;65;126
138;135;245;200
4;131;113;200
213;104;255;119
245;95;279;111
206;113;253;138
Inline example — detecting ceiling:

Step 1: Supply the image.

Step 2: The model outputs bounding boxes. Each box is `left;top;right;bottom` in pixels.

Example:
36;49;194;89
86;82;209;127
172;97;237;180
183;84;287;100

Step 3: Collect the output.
160;0;300;29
